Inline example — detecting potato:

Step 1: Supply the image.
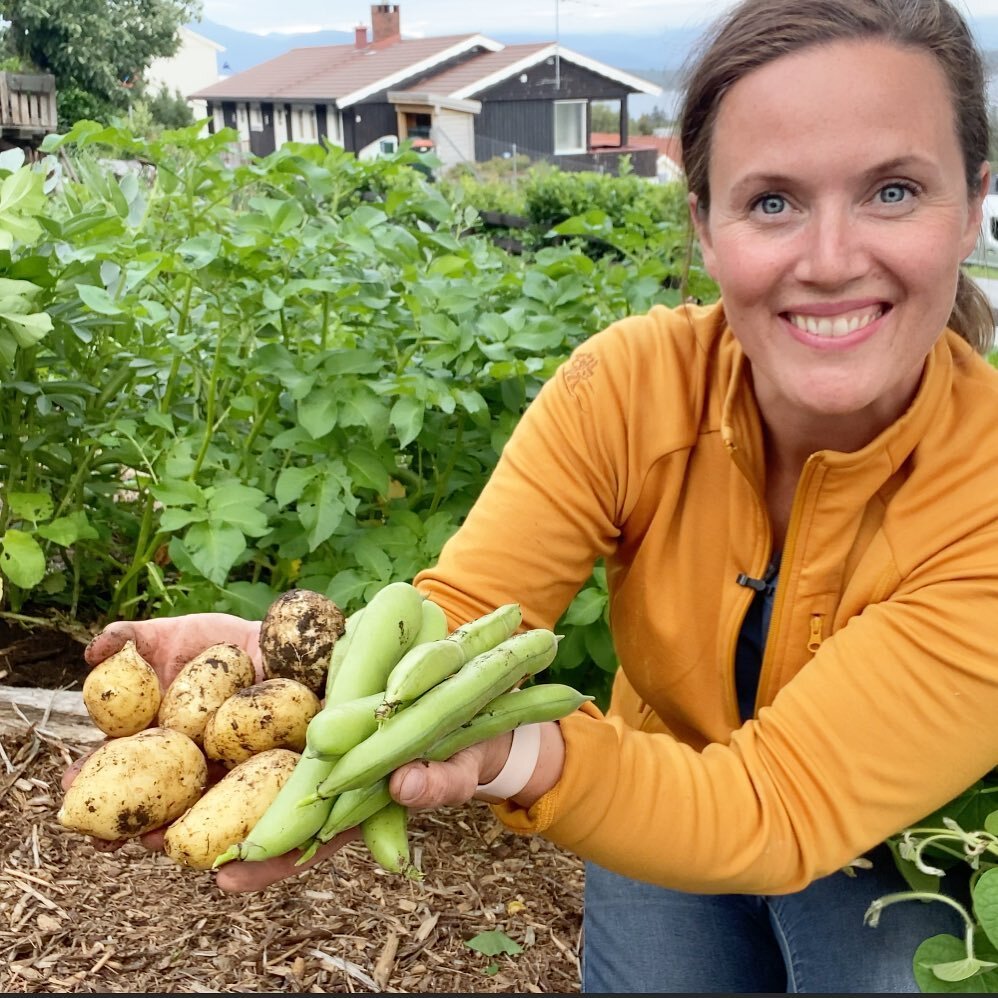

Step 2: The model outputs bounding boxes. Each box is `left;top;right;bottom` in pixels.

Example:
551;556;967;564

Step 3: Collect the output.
157;642;256;745
58;727;207;841
162;748;300;869
259;588;345;696
82;639;161;737
203;677;321;768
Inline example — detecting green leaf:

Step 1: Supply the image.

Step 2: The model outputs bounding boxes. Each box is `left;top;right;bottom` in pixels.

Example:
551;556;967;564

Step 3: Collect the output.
36;512;99;546
77;284;123;315
914;935;998;993
346;449;391;495
152;480;205;508
158;507;207;532
299;471;348;550
276;466;320;508
298;391;339;440
933;958;998;983
974;868;998;951
563;587;607;626
7;491;53;523
0;308;52;346
183;522;247;586
176;233;222;270
0;529;46;588
464;931;524;957
391;396;424;448
352;535;393;581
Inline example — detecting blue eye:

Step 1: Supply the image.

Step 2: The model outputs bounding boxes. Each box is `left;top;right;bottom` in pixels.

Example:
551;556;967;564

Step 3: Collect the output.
756;194;786;214
878;183;913;204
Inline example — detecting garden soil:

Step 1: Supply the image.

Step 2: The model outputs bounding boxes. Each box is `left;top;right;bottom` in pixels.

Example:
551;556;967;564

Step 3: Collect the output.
0;620;584;994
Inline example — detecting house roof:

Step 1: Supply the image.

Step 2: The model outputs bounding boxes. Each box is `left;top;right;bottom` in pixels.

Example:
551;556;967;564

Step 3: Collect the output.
191;33;661;107
190;34;501;104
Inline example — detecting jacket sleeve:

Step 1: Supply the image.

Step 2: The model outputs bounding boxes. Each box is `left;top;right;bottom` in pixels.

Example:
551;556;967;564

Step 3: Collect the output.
491;529;998;894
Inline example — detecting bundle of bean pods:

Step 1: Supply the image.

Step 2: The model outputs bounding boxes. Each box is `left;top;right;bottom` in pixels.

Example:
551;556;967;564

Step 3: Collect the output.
213;581;593;879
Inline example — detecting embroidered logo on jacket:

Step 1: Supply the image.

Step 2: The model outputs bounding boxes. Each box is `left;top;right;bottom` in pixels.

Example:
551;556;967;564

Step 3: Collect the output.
562;352;598;408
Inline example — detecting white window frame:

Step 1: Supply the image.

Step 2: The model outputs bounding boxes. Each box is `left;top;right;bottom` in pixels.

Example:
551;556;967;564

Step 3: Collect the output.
554;99;587;155
326;105;343;146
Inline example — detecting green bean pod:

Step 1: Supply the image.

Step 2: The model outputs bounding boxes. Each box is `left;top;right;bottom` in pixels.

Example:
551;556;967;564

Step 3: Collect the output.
324;607;364;701
318;778;393;845
375;637;467;721
325;581;425;706
302;628;559;803
423;682;594;761
305;692;384;759
412;598;448;644
295;777;394;865
361;799;422;880
212;752;335;866
445;602;522;660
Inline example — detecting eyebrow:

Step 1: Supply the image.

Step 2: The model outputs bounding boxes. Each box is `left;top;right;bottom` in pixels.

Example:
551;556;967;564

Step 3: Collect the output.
728;155;940;199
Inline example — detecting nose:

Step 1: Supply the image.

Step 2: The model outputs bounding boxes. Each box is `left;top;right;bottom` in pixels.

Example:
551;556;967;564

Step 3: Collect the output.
793;205;870;287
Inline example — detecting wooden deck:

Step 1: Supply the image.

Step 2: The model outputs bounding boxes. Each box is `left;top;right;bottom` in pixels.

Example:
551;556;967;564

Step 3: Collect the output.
0;72;57;142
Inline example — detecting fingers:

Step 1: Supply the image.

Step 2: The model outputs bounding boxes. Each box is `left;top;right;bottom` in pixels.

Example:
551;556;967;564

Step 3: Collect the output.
390;752;481;810
83;623;138;668
213;828;360;893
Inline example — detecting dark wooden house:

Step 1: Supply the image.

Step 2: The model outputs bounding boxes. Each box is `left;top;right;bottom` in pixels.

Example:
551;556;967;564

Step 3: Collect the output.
190;4;662;177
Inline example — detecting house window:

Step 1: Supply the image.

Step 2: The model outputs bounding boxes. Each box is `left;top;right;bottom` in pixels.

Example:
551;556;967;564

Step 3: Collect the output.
327;105;343;145
249;104;263;131
554;100;586;155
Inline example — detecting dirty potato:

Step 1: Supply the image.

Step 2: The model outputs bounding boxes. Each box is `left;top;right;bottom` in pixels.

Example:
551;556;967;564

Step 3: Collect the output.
203;678;321;768
259;588;345;697
163;748;300;869
157;642;256;745
58;727;207;840
82;639;161;737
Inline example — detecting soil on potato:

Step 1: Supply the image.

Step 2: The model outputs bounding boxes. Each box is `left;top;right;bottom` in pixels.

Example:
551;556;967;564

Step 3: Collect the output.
0;619;585;993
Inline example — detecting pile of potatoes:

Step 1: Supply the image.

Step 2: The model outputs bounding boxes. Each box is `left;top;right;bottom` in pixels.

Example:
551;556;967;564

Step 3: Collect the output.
58;590;345;870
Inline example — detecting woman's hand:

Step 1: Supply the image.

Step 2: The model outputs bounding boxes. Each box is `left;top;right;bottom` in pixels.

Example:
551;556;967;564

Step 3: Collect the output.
84;612;264;689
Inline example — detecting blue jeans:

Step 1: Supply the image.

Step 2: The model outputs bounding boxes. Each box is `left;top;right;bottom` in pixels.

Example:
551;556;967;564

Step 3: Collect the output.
581;845;966;993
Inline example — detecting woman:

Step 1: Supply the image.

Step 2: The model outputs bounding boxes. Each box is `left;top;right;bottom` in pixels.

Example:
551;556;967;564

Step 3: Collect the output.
70;0;998;990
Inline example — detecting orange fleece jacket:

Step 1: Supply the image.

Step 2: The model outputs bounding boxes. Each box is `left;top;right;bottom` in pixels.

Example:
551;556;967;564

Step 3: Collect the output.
413;301;998;895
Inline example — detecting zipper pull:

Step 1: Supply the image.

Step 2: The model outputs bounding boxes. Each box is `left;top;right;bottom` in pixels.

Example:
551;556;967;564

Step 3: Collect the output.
807;614;825;653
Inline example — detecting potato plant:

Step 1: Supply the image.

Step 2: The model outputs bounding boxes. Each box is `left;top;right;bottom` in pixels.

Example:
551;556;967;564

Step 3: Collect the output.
0;121;698;709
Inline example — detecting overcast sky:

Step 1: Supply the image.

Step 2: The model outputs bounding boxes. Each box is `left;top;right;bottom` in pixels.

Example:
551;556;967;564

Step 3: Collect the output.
201;0;998;35
201;0;763;36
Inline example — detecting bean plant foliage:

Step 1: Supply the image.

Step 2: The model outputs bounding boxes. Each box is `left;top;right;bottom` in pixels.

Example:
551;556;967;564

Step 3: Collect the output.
0;120;699;708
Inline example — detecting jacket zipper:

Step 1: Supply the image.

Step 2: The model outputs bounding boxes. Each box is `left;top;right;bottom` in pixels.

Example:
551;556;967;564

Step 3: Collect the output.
807;614;825;653
753;455;822;714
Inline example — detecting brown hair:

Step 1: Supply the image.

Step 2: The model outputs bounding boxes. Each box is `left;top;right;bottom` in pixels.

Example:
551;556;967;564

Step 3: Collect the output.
679;0;994;353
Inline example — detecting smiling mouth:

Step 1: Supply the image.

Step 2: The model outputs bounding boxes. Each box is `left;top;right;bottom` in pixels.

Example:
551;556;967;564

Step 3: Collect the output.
784;304;888;338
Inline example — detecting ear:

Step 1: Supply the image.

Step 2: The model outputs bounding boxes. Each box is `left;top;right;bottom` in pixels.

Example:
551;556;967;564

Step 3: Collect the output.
961;161;991;260
688;193;718;278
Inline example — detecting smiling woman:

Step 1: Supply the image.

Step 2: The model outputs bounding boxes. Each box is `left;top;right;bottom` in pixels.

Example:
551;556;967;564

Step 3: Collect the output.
73;0;998;993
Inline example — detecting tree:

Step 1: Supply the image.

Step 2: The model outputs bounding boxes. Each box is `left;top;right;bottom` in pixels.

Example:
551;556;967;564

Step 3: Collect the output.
0;0;202;126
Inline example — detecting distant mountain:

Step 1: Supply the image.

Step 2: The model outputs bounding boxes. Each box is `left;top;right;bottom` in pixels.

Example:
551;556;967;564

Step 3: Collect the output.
190;18;705;77
191;15;998;98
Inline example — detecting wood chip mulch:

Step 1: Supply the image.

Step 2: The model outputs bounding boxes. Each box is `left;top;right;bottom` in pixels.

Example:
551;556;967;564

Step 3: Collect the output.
1;723;585;994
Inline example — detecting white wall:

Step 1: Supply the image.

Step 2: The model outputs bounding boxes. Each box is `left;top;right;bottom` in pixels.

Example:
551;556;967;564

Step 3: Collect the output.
146;26;224;119
431;109;475;169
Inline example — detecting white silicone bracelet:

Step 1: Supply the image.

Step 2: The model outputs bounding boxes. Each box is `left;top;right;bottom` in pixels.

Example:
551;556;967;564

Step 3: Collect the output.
475;722;543;801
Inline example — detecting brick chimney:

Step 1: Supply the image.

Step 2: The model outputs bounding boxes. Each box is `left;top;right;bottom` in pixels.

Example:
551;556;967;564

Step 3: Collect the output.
371;4;401;43
354;25;368;48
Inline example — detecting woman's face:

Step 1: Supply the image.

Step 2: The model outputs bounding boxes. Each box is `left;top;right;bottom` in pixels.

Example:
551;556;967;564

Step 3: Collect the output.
691;39;988;437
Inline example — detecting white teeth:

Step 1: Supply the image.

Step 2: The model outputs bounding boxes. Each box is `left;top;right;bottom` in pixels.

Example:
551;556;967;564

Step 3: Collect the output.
787;308;883;337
